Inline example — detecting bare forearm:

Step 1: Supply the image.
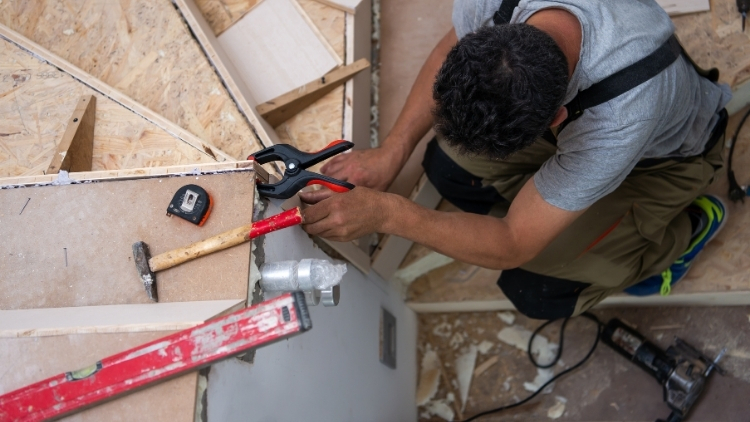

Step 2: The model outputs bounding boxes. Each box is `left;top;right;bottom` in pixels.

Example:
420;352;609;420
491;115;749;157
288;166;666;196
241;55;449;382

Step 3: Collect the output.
382;28;458;167
382;194;525;269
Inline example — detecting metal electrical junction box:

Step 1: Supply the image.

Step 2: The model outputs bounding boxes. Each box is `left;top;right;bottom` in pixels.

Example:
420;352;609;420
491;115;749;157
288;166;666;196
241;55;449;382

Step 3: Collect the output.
380;308;396;369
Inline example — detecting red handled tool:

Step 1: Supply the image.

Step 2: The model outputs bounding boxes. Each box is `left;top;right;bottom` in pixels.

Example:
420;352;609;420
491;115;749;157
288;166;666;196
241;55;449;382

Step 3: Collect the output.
249;140;355;199
0;292;311;421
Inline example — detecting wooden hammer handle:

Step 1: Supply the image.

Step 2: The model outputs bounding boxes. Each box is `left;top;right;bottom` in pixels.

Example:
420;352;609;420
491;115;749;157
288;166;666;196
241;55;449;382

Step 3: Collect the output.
148;207;303;272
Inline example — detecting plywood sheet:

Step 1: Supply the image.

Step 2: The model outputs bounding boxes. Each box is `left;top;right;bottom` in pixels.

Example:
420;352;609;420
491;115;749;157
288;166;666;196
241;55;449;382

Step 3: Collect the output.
218;0;340;104
672;0;750;88
0;37;214;178
656;0;710;16
1;0;264;160
0;332;198;422
0;170;257;310
194;0;263;35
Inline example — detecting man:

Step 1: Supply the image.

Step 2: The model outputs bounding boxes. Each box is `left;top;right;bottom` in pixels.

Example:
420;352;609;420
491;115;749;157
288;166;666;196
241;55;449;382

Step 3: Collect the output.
300;0;732;319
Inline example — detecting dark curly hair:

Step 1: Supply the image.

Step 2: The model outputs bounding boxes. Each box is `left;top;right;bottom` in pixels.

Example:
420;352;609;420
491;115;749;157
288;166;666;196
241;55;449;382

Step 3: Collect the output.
433;24;569;159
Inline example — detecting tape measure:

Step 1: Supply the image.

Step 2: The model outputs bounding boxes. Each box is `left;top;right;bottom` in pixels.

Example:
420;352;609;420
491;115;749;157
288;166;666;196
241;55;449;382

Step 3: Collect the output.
167;184;213;226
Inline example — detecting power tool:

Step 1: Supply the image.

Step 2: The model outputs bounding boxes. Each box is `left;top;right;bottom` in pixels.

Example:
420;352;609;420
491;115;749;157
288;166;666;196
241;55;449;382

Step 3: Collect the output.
602;318;727;422
739;0;749;32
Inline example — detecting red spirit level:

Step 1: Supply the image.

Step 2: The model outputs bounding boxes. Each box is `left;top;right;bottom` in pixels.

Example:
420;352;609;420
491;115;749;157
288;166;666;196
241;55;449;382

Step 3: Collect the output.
0;292;311;422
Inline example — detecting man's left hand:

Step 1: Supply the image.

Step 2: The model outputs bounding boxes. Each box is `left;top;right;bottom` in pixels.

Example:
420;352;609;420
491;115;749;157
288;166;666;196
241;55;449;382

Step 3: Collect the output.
299;187;393;242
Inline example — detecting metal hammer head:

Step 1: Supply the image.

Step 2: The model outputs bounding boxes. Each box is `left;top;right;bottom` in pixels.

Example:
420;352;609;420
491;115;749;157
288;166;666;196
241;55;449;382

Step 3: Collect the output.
132;241;158;302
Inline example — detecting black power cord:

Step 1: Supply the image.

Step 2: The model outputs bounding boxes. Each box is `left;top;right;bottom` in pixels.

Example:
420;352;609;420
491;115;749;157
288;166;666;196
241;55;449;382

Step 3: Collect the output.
459;312;603;422
727;107;750;202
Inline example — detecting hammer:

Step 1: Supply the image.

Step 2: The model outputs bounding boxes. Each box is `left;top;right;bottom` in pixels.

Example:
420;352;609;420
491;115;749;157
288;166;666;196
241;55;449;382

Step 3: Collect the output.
132;207;303;301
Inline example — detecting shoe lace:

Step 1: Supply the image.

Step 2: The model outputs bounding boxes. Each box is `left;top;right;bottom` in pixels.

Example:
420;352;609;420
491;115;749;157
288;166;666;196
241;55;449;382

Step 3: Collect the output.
683;196;724;256
660;268;672;296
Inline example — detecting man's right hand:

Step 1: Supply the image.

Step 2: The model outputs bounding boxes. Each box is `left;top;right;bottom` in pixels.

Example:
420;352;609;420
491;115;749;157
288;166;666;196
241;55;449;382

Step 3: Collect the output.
321;28;457;192
320;145;405;192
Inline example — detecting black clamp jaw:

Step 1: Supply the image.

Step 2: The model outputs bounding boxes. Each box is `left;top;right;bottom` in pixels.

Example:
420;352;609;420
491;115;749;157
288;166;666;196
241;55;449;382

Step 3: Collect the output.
250;140;356;199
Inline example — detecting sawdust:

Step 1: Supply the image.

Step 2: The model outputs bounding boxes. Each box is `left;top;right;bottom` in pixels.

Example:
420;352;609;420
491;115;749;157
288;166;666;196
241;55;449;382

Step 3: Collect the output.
449;332;464;349
497;325;558;365
497;311;516;325
473;355;499;378
455;345;477;413
432;321;452;338
424;399;454;421
477;340;494;354
523;368;555;394
546;396;567;419
416;349;441;406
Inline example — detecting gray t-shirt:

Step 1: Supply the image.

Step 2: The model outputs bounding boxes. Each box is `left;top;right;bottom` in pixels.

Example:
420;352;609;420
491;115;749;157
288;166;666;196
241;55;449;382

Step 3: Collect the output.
453;0;732;211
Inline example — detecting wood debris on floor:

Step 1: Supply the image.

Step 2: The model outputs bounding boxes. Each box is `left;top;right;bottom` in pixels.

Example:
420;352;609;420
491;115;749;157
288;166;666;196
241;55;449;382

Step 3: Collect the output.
417;306;750;421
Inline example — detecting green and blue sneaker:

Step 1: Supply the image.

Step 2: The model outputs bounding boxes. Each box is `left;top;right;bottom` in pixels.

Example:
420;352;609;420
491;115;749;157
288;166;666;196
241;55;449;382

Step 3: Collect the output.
625;195;728;297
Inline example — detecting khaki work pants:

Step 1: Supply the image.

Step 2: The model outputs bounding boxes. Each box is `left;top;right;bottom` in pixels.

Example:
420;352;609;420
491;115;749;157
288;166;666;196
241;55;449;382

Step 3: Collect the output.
423;117;725;318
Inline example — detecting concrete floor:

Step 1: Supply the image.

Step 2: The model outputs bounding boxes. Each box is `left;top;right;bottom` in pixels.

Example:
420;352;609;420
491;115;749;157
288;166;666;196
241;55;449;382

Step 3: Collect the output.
377;0;750;421
417;307;750;421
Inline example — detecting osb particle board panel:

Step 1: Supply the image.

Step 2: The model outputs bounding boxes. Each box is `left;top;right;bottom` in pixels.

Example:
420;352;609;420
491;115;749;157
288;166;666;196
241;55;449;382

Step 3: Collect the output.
0;38;214;179
217;0;340;104
0;170;256;310
0;332;197;422
277;0;346;163
672;0;750;88
194;0;262;36
0;0;264;160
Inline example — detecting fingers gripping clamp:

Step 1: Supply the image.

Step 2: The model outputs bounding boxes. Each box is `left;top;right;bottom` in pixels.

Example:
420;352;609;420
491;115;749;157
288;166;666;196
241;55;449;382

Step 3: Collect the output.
250;140;356;199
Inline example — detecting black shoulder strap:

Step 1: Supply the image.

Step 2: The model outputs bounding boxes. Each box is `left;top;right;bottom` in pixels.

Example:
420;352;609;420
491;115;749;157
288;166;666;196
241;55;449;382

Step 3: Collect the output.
492;0;520;25
563;35;682;125
563;34;720;127
490;2;720;132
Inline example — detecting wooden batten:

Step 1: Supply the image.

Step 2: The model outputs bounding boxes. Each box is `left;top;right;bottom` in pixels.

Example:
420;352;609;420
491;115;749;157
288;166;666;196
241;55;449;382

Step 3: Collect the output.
0;300;244;338
310;0;363;14
0;160;263;187
258;59;370;127
46;96;96;175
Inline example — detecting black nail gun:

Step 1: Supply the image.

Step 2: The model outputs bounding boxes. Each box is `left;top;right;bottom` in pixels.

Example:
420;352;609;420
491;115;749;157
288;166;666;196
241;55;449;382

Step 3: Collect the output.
601;318;727;422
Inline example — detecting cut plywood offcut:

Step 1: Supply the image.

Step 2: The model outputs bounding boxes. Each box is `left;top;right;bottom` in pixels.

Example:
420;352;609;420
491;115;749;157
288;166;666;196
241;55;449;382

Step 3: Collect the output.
218;0;341;104
0;300;244;338
258;58;370;127
656;0;710;16
1;0;265;160
0;35;216;178
194;0;263;35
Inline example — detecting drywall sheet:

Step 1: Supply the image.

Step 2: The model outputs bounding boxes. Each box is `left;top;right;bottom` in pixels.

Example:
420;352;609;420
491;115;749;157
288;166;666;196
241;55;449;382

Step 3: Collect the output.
0;170;256;309
218;0;339;103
